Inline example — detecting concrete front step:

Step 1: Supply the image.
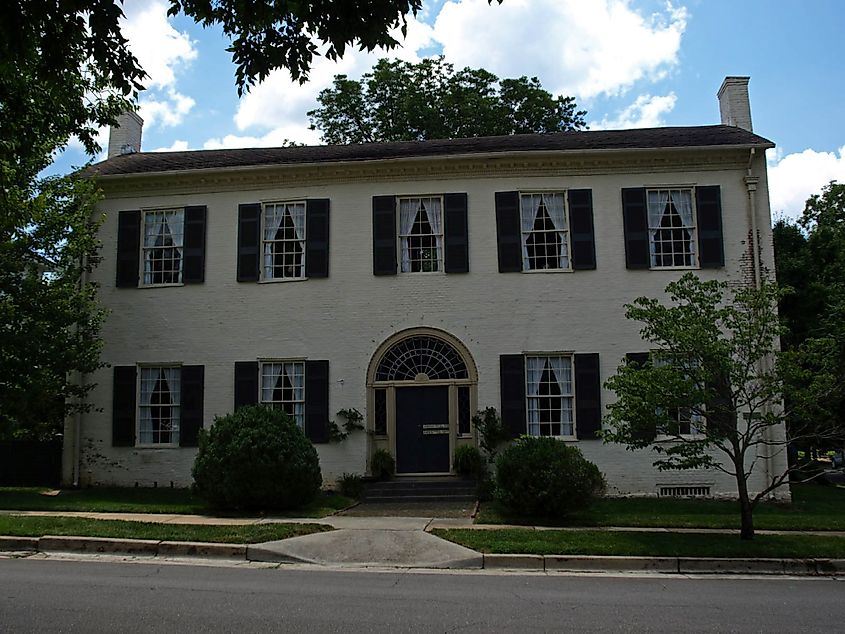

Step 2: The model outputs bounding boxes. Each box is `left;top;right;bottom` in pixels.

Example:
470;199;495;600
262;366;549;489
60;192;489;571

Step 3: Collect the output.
364;495;477;504
363;477;478;503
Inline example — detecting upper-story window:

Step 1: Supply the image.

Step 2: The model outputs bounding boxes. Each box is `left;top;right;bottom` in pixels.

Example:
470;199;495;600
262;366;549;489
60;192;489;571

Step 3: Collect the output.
520;193;570;271
262;201;306;280
142;209;184;285
647;189;697;269
399;196;443;273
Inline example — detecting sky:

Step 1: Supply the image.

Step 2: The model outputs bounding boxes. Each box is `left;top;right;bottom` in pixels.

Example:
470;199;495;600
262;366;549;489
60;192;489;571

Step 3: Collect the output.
53;0;845;221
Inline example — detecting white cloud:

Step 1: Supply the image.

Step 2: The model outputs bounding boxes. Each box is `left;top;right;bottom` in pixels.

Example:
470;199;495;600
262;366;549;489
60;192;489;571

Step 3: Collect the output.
203;125;321;150
767;146;845;221
593;93;677;129
232;16;435;141
152;140;191;152
138;90;196;128
121;0;198;130
433;0;687;99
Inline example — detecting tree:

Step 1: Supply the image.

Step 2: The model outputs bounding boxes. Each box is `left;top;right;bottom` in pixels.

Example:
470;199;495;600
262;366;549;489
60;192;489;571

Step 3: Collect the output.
602;274;843;540
773;182;845;454
308;57;587;144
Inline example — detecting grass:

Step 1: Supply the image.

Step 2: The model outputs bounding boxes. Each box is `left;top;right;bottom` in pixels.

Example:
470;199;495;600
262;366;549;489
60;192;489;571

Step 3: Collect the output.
475;484;845;531
433;528;845;559
0;515;331;543
0;487;353;518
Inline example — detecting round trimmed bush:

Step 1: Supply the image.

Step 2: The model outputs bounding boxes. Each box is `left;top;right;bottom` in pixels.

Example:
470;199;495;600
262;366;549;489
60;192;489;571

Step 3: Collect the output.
192;405;322;511
494;436;605;518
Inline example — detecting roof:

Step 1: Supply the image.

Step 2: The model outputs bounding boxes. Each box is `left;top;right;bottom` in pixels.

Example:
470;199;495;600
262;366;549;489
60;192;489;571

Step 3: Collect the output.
85;125;774;177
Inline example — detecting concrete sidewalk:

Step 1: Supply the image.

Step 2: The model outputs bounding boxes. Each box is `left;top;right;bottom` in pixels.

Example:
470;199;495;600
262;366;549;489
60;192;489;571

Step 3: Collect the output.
2;509;845;575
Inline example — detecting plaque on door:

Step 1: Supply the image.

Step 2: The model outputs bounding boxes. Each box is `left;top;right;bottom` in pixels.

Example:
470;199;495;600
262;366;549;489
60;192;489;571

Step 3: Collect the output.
422;423;449;435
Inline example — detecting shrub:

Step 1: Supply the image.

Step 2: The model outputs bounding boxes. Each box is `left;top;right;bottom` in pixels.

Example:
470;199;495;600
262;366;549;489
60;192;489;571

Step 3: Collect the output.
473;407;509;463
336;472;364;499
453;445;483;477
192;405;322;511
495;436;605;518
370;448;395;480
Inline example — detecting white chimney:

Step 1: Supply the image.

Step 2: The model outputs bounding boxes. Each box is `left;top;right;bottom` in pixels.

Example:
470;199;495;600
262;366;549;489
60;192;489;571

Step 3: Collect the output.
107;111;144;159
717;76;753;131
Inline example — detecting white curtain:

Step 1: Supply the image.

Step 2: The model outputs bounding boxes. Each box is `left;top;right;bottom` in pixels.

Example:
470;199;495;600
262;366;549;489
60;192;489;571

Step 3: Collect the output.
548;356;573;435
262;205;285;278
671;190;695;258
163;210;184;248
526;357;544;436
543;193;568;268
289;204;306;277
139;368;155;443
399;198;419;272
425;198;443;269
647;190;670;264
143;214;161;284
520;195;541;270
284;362;304;427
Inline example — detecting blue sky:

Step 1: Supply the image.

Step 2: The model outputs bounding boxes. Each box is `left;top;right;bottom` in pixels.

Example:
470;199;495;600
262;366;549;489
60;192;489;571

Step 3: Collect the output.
53;0;845;220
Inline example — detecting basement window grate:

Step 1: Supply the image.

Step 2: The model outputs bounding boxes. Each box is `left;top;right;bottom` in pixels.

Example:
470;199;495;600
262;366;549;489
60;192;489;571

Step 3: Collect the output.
658;485;711;498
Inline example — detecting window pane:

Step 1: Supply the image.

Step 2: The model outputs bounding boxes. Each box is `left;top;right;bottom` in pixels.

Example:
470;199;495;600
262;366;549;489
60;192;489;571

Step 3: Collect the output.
458;386;471;435
374;389;387;435
143;210;184;284
520;193;569;270
399;197;443;273
139;367;180;444
262;202;305;279
526;356;573;436
260;361;305;428
647;189;696;268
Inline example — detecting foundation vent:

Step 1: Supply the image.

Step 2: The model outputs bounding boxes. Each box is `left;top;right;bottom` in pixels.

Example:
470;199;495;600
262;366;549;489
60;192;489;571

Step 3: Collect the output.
658;485;711;498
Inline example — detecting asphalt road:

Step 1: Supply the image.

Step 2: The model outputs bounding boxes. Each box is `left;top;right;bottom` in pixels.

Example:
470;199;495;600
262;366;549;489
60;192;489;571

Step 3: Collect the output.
0;558;841;632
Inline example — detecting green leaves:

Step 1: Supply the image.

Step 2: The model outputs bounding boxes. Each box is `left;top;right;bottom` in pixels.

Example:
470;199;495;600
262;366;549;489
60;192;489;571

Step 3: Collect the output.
308;57;587;144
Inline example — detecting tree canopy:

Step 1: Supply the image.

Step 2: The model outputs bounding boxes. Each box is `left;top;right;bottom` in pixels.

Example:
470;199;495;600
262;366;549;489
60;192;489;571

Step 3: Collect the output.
308;57;587;144
602;274;843;539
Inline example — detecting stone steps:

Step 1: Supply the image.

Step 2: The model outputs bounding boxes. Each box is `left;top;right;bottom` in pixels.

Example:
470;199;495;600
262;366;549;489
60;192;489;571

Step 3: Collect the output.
363;477;477;503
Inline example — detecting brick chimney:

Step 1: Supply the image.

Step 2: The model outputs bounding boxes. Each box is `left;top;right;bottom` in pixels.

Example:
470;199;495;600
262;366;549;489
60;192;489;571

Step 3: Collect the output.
717;76;753;131
107;111;144;159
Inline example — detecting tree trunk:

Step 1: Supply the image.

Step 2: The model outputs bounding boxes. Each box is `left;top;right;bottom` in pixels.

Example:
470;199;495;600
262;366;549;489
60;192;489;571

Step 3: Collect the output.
736;472;755;540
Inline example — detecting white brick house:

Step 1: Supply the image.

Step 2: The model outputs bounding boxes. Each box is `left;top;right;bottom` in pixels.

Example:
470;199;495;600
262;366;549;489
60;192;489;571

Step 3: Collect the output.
63;77;786;497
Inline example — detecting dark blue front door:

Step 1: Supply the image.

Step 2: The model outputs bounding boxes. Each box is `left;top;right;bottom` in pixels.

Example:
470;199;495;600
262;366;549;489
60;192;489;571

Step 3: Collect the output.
395;386;450;474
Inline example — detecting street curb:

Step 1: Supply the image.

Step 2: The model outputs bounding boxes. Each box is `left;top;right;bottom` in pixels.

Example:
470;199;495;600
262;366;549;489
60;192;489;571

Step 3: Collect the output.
0;536;248;561
0;536;38;552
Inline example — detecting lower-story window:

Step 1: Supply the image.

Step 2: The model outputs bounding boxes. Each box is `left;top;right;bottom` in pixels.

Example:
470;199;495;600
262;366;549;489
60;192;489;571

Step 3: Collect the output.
260;361;305;428
526;355;574;437
139;367;181;445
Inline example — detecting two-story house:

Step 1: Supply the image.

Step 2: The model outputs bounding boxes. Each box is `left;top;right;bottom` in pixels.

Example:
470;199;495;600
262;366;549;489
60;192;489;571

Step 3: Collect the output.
63;76;785;498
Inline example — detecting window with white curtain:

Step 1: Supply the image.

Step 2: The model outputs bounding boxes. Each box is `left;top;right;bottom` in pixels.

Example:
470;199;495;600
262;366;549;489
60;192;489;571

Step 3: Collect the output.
520;192;570;270
142;209;184;285
262;201;306;280
647;189;697;268
653;355;704;436
398;196;443;273
260;361;305;428
526;355;574;437
139;366;181;445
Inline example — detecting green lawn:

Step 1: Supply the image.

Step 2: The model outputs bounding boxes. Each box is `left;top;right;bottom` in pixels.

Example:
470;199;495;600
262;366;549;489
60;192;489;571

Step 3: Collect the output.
0;487;353;518
433;527;845;559
475;484;845;531
0;515;331;543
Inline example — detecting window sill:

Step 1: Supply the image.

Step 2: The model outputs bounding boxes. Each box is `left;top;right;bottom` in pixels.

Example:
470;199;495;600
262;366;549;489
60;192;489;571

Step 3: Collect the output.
398;271;446;276
258;277;308;284
134;443;180;449
648;266;700;271
520;268;573;274
655;434;705;442
528;434;578;441
138;282;184;289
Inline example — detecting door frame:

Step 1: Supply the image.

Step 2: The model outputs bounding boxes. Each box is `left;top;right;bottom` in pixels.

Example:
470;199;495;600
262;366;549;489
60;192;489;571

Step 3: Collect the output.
366;328;478;476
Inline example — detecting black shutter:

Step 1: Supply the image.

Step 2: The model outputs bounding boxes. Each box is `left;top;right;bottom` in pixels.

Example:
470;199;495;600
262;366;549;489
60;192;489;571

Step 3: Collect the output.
443;193;469;273
626;352;650;368
495;191;522;273
237;203;260;282
305;360;330;443
622;188;650;269
569;189;596;270
183;206;207;284
372;196;397;275
116;210;141;287
574;353;601;439
305;199;330;278
500;354;526;438
234;361;258;410
696;186;724;268
180;365;204;447
112;366;136;446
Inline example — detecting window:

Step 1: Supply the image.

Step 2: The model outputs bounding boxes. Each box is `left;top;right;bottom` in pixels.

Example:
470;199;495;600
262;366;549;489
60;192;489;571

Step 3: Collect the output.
374;388;387;436
399;196;443;272
139;367;180;445
647;189;697;268
260;361;305;427
458;385;471;436
526;355;574;437
520;193;570;270
262;201;306;280
142;209;184;285
653;355;703;436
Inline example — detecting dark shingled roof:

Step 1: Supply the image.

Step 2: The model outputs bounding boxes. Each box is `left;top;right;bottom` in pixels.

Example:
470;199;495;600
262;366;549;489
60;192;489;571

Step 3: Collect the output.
86;125;774;177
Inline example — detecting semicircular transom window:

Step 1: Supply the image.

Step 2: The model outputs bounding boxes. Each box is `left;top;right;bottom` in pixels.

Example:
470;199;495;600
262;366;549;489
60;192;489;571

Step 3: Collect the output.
376;336;469;381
